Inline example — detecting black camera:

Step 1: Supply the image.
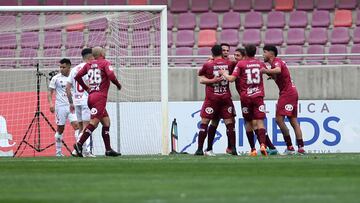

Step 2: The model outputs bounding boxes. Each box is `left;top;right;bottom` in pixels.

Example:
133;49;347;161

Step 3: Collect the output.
48;70;59;80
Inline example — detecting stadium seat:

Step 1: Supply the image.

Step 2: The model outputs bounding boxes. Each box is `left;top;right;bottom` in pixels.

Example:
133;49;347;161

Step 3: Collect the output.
220;29;239;46
66;14;85;31
128;0;148;5
349;44;360;63
353;27;360;44
45;15;63;30
154;31;172;47
66;0;85;5
328;44;347;64
308;28;327;45
253;0;272;11
45;0;64;5
107;0;126;4
0;0;17;6
244;12;263;29
316;0;335;10
289;11;307;28
199;12;218;29
175;47;193;66
176;30;194;47
166;13;173;30
170;0;189;13
87;0;107;5
191;0;209;13
0;15;16;31
65;31;84;48
150;0;168;5
109;30;128;48
19;48;38;67
333;10;352;27
20;32;39;49
21;0;41;5
331;27;350;44
284;45;303;64
21;15;40;31
0;33;17;49
275;0;294;11
296;0;314;10
44;31;62;48
311;10;330;27
43;48;62;57
287;28;305;45
132;12;153;30
88;17;108;31
233;0;251;11
177;13;196;30
195;47;212;65
131;31;151;47
267;11;285;28
264;29;283;46
337;0;357;9
357;10;360;26
198;30;216;47
65;48;81;58
222;12;241;29
306;45;325;64
0;49;16;68
88;31;107;47
212;0;231;12
242;29;261;45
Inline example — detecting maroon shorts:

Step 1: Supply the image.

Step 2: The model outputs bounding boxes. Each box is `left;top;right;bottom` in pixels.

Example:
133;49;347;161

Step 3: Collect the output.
276;92;298;117
88;95;109;120
240;96;266;121
200;98;235;120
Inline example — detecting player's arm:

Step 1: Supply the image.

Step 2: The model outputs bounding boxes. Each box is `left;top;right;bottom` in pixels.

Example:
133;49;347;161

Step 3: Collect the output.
47;88;55;113
220;71;236;82
65;83;75;113
198;75;222;84
261;66;281;75
74;65;90;92
105;65;122;90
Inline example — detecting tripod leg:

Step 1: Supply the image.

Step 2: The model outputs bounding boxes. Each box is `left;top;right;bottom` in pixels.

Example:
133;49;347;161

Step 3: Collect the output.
13;113;37;157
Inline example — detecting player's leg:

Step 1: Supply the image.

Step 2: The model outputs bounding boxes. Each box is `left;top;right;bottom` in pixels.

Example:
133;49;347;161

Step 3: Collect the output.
196;100;216;155
276;95;296;154
289;116;305;154
99;112;121;157
253;97;268;156
246;121;257;156
204;118;218;156
54;106;67;157
77;105;94;157
221;99;237;155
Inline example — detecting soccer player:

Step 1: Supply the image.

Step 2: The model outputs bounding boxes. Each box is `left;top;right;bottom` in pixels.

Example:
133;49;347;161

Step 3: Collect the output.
48;58;79;157
66;48;95;157
262;45;305;154
73;47;122;157
196;44;237;156
221;44;269;156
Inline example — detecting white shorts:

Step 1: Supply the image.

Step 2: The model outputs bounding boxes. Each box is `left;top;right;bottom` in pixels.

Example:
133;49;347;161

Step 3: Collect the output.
75;105;91;122
55;105;77;126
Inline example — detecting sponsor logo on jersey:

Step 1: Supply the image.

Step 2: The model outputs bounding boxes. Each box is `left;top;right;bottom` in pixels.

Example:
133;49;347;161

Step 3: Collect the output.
259;105;265;112
285;104;293;111
242;107;248;114
227;107;232;114
90;108;98;115
205;107;214;114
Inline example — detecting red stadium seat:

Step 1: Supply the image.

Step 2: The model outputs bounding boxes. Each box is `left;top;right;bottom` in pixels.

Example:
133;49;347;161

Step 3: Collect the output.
66;14;85;31
128;0;148;5
107;0;126;4
198;30;216;47
333;10;352;27
275;0;294;11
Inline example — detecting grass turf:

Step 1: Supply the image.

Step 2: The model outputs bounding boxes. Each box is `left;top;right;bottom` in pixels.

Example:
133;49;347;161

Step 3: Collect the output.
0;154;359;203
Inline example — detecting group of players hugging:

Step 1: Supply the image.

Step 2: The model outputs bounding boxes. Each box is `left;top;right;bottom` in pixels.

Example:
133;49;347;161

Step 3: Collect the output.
196;43;305;156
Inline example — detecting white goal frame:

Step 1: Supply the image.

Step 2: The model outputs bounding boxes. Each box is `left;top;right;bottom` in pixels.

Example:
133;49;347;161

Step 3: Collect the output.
0;5;169;155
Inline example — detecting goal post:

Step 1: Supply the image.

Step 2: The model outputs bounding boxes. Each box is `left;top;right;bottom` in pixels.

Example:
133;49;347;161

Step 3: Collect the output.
0;6;169;156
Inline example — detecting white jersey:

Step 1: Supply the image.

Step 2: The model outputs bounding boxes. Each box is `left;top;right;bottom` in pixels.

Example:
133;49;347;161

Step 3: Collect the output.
49;73;70;107
67;62;89;106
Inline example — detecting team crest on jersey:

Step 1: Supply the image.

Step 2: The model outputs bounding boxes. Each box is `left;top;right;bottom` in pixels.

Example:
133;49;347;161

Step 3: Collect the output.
227;107;233;114
258;105;265;112
109;65;114;71
90;108;98;115
242;107;249;114
205;107;214;114
285;104;293;111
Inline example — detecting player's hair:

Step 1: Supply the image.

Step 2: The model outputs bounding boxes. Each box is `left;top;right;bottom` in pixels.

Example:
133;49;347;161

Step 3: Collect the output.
235;48;246;57
59;58;71;66
81;48;93;59
220;43;230;49
263;45;278;57
92;46;105;59
244;44;256;57
211;45;223;57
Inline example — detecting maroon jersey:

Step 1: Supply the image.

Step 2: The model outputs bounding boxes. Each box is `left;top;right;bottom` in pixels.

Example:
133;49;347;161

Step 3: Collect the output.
232;57;266;98
75;57;121;99
198;58;233;100
270;57;297;95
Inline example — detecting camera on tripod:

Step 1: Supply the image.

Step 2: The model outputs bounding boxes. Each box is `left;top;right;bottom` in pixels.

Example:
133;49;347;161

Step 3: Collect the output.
48;70;59;80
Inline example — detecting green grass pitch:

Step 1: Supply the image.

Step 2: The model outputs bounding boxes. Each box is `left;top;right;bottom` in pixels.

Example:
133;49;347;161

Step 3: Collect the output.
0;154;359;203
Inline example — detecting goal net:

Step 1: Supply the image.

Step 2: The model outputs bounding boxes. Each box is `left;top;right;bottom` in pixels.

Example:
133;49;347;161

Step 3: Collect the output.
0;6;169;157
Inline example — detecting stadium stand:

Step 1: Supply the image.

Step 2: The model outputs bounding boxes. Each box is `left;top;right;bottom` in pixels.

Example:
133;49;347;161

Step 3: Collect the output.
66;14;85;31
331;27;350;44
199;12;218;29
45;0;64;5
338;0;357;9
311;10;330;27
333;10;352;27
191;0;210;13
242;29;261;45
264;29;283;46
244;11;263;29
308;28;328;45
296;0;314;10
87;0;107;5
20;32;40;49
107;0;127;4
66;0;85;5
198;30;217;47
44;31;62;48
275;0;294;11
0;49;16;67
253;0;273;11
212;0;231;12
317;0;336;10
177;13;196;30
267;11;285;28
220;29;239;46
287;28;305;45
289;10;308;28
0;33;17;49
19;48;38;67
221;12;241;29
233;0;252;11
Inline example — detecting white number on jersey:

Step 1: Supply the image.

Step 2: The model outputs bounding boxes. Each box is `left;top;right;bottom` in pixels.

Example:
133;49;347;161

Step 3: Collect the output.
88;68;102;91
245;68;260;84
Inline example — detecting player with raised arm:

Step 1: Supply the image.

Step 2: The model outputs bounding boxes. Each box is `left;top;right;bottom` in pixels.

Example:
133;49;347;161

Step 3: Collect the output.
262;45;305;155
66;48;95;157
48;58;79;157
196;45;237;156
73;47;122;157
221;45;269;156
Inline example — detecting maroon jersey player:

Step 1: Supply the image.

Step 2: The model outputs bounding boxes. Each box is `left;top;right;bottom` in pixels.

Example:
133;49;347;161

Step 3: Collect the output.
73;47;122;157
262;45;305;155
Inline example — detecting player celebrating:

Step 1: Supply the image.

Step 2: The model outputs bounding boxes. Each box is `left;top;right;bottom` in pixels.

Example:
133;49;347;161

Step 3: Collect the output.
262;45;305;155
196;45;237;156
48;58;79;157
73;47;122;157
66;48;95;157
221;45;269;156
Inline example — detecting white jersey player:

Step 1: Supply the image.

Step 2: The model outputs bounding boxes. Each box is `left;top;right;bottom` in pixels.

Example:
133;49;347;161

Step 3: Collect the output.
66;48;95;157
48;58;79;157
